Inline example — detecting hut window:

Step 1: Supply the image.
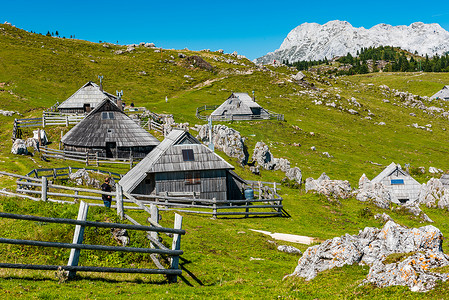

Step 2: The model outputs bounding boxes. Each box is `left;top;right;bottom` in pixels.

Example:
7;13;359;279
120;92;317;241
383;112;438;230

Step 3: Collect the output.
391;179;404;185
185;171;200;185
107;129;114;134
182;149;194;161
102;112;115;119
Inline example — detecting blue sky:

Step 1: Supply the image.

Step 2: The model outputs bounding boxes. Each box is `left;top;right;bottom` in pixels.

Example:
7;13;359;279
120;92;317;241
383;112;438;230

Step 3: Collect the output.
2;0;449;60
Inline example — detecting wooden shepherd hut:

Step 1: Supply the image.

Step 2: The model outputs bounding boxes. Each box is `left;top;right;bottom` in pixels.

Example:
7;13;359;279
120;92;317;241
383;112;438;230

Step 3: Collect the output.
430;85;449;100
210;92;270;120
119;129;246;200
371;162;421;204
61;99;160;158
57;81;118;114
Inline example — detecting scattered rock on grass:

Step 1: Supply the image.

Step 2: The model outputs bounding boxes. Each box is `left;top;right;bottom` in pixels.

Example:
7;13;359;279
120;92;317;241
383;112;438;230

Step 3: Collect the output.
277;245;302;255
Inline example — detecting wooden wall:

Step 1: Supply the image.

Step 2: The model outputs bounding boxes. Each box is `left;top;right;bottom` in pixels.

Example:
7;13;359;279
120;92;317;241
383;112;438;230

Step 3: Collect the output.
132;170;246;201
63;145;154;159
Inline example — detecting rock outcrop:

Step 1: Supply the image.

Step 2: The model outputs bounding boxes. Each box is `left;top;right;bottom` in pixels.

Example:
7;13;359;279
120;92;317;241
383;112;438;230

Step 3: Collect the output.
285;167;302;184
252;141;303;184
364;250;449;292
11;139;28;155
195;124;247;165
286;220;448;291
305;172;351;199
418;177;449;209
356;174;392;209
68;169;102;188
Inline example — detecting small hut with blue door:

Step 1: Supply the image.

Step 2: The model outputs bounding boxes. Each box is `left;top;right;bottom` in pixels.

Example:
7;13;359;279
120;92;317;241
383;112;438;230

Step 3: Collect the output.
371;162;421;204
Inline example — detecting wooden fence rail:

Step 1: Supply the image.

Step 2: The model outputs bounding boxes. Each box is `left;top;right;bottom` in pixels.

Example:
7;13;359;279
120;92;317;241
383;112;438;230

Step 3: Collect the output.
195;105;284;121
2;169;283;219
0;207;185;281
40;147;137;169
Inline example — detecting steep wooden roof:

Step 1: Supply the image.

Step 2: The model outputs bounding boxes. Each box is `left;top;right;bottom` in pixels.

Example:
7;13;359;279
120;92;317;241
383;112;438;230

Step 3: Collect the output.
61;99;160;148
211;92;269;116
371;162;409;183
430;85;449;100
58;81;118;110
119;129;234;193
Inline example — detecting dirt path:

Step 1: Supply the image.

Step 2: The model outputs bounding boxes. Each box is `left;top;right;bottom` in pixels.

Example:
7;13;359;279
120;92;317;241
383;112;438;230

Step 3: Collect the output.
250;229;315;245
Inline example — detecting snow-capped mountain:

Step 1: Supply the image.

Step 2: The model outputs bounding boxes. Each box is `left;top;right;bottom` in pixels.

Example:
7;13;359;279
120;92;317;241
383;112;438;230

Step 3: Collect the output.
255;21;449;64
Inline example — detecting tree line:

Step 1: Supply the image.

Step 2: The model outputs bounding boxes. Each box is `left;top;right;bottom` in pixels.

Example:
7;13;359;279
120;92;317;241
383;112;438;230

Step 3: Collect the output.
287;46;449;75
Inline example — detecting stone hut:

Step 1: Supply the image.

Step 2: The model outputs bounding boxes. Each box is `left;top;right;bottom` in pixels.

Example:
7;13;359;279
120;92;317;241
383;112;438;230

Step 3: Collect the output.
61;99;160;158
119;129;246;200
371;162;422;204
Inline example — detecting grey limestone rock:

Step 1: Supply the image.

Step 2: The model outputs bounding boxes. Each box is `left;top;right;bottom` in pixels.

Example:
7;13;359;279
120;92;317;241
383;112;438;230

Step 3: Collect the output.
196;124;247;165
285;167;302;184
292;71;305;81
69;169;101;188
252;141;276;170
277;245;302;255
305;173;351;199
356;174;392;209
364;250;449;292
286;221;446;292
11;139;27;155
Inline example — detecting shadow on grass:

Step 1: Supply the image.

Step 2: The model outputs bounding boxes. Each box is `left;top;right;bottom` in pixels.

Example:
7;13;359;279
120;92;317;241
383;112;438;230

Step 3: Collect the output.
1;274;168;284
178;256;205;287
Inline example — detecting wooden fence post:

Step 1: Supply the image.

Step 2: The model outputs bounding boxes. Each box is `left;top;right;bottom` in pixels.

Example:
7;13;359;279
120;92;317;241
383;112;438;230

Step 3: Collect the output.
169;213;183;283
42;115;45;128
41;176;47;201
150;205;159;248
95;152;99;167
65;116;69;127
116;184;124;220
85;152;88;166
258;181;262;200
67;201;89;279
212;197;217;218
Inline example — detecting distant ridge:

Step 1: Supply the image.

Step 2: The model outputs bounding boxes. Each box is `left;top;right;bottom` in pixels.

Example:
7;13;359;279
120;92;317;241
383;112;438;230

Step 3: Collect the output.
255;21;449;64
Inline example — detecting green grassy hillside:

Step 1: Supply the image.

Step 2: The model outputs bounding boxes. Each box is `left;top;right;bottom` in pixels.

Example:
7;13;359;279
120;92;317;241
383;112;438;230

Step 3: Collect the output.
1;23;449;299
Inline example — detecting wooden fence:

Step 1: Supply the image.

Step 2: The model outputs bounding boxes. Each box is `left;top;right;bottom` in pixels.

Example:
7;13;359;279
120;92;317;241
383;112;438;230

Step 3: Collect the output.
0;202;185;282
24;167;123;182
146;119;163;133
196;105;219;120
42;112;85;127
12;112;85;139
196;105;284;121
4;166;283;218
40;147;137;169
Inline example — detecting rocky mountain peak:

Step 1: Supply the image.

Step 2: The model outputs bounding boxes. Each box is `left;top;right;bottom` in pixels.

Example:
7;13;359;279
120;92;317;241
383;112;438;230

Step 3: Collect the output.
256;21;449;64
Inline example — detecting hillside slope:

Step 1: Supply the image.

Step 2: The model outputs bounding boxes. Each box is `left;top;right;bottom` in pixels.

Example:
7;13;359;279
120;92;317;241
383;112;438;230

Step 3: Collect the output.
2;23;449;298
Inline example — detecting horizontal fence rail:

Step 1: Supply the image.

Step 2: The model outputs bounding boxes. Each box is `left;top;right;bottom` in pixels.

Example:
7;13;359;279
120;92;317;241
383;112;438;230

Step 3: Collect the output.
195;105;284;121
2;169;283;219
0;205;185;281
40;147;137;169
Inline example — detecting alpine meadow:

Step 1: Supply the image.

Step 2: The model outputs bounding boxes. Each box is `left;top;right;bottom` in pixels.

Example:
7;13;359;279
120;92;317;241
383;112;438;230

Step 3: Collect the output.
1;22;449;299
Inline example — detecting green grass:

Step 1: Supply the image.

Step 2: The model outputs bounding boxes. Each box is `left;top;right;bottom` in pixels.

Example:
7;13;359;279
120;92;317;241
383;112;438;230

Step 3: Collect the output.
1;23;449;298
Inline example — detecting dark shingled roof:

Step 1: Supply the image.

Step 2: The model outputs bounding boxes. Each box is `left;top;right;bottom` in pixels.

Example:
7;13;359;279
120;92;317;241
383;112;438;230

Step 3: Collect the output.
58;81;118;110
119;129;234;193
61;99;160;148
